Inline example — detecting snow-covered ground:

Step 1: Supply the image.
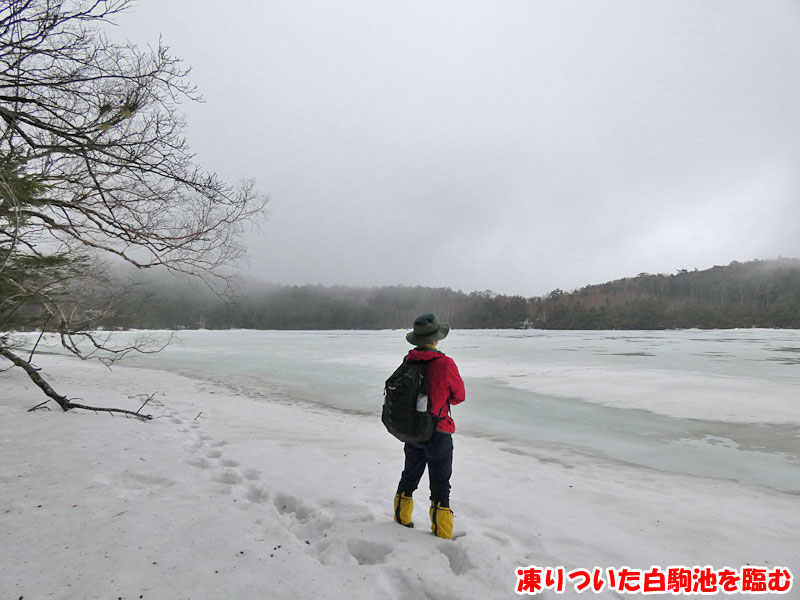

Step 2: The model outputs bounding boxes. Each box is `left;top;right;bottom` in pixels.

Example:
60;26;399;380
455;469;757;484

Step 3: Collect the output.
2;352;797;599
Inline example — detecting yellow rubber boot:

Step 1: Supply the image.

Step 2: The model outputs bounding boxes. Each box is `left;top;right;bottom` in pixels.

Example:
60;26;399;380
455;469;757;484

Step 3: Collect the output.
430;502;453;539
394;493;414;528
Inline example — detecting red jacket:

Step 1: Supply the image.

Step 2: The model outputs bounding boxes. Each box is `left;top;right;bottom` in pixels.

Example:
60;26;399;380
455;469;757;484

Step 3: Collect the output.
406;348;465;434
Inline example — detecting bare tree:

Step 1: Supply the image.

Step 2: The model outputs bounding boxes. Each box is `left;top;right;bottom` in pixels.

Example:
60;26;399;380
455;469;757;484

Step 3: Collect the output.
0;0;268;416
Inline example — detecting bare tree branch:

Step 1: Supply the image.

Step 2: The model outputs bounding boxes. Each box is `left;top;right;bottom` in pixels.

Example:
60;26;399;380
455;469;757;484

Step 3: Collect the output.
1;0;268;415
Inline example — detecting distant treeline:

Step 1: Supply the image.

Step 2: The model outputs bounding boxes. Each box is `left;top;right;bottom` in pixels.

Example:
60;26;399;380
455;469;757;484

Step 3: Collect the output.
98;258;800;330
540;258;800;329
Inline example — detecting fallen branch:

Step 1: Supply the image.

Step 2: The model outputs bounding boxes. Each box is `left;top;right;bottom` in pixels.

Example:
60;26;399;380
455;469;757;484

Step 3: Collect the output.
1;347;152;421
66;401;153;420
134;393;157;415
194;411;203;421
28;399;52;412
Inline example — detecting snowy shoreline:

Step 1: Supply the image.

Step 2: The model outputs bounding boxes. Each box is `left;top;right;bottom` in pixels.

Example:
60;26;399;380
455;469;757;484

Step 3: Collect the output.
2;354;798;599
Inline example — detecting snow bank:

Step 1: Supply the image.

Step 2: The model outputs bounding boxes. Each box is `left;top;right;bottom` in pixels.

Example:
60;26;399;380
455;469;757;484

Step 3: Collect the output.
1;355;797;599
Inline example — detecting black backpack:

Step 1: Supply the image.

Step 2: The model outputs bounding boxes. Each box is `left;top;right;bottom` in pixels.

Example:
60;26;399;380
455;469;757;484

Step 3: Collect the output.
382;357;440;443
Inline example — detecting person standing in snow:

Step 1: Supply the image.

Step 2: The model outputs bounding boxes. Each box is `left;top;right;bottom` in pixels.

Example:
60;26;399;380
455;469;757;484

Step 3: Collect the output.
394;313;466;539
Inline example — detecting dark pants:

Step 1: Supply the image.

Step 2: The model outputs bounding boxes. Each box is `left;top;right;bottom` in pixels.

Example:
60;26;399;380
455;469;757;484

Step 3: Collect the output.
397;431;453;507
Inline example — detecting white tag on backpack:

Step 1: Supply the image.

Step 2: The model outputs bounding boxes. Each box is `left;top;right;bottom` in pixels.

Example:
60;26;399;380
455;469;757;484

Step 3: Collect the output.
416;394;428;412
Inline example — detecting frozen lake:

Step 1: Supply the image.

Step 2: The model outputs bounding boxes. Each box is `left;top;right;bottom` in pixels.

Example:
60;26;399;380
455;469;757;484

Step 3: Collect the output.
26;328;800;493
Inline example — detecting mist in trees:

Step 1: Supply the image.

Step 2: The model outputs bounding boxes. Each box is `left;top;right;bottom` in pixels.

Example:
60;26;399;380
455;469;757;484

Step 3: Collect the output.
98;269;533;331
86;258;800;331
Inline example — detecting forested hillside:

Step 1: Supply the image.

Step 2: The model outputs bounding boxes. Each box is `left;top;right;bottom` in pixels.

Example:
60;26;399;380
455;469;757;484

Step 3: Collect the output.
536;258;800;329
89;258;800;330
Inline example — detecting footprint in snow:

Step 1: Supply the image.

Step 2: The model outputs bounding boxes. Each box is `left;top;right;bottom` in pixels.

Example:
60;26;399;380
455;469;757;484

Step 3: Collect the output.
244;484;270;504
437;541;475;574
242;468;261;481
380;567;429;599
185;438;205;452
273;493;315;523
212;469;243;485
346;538;393;566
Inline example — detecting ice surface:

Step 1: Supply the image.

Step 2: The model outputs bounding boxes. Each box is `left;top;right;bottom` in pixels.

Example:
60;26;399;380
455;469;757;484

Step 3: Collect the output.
21;328;795;492
1;346;798;599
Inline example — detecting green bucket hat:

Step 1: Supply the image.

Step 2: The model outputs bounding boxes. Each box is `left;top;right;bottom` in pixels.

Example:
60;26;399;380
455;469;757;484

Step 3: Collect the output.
406;313;450;346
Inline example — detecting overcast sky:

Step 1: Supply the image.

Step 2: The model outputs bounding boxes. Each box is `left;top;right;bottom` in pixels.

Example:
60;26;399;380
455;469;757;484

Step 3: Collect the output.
116;0;800;297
